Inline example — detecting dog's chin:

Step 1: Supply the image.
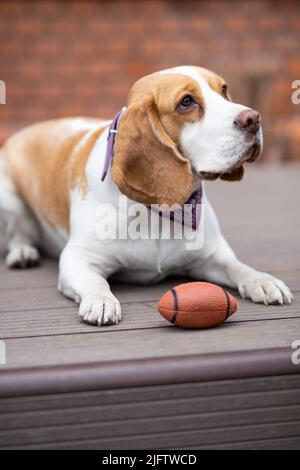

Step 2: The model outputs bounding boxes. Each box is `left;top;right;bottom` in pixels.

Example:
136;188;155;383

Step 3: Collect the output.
198;171;221;180
198;143;262;181
198;164;243;181
199;167;243;181
246;142;262;163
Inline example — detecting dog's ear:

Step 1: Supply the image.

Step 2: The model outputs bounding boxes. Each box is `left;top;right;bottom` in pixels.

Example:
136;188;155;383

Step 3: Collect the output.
220;166;244;181
111;99;193;206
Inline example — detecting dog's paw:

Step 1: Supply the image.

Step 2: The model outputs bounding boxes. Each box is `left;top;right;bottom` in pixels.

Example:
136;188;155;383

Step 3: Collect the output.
5;244;41;269
79;293;122;326
238;272;293;305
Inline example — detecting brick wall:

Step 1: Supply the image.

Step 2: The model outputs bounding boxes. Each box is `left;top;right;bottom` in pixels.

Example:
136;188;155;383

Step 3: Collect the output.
0;0;300;161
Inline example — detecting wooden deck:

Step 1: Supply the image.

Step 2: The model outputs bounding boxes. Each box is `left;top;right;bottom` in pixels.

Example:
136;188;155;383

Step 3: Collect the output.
0;166;300;449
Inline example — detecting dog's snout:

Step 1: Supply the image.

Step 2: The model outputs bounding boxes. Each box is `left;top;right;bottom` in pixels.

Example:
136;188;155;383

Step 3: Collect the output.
234;109;261;135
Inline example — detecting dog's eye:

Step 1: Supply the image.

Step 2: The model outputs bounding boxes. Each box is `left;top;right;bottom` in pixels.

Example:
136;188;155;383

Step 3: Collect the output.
178;95;195;110
222;84;229;100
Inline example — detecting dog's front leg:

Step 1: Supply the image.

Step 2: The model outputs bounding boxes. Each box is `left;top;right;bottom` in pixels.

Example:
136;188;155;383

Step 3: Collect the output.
188;236;293;305
58;243;121;326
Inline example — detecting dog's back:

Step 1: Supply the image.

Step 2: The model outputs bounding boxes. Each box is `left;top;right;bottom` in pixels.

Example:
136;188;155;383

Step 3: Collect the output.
2;118;106;234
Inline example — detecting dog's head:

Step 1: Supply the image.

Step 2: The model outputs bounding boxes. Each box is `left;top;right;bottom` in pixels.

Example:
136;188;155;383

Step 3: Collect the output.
112;65;263;206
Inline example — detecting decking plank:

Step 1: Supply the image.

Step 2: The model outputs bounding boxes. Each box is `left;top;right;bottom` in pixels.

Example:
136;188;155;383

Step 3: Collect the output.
177;436;300;450
1;292;299;340
7;420;300;450
0;260;58;290
0;267;298;314
2;405;300;448
1;393;300;432
3;317;300;368
1;375;299;413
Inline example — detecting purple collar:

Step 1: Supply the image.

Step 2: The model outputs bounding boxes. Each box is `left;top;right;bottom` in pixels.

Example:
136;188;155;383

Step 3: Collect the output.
101;108;123;181
101;109;203;231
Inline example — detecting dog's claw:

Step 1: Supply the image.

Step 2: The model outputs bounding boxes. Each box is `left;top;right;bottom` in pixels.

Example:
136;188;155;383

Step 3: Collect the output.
79;294;122;326
238;273;292;306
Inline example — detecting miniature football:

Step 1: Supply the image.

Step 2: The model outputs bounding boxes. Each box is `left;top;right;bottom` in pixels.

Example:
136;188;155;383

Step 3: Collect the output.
157;281;238;329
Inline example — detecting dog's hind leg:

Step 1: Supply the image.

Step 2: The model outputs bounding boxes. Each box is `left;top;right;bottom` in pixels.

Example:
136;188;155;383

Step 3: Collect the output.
0;156;41;269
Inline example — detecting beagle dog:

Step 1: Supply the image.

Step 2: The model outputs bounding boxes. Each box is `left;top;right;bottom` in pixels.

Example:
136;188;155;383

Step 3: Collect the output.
0;66;292;326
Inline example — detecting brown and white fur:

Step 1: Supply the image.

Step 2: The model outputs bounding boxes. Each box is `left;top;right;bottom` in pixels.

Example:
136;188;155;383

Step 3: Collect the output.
0;66;292;326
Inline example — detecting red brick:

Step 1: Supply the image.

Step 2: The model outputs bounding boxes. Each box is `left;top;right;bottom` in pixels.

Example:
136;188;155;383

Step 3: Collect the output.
293;17;300;30
224;17;250;32
35;41;60;55
289;60;300;76
259;16;282;30
270;81;294;115
51;20;78;35
124;62;154;78
14;19;43;35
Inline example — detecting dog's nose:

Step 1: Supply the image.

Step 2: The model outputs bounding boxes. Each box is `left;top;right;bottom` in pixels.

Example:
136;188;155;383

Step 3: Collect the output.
234;109;261;135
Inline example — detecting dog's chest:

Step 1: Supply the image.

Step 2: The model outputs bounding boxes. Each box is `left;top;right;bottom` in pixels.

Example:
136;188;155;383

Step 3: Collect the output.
112;236;198;283
69;186;204;283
